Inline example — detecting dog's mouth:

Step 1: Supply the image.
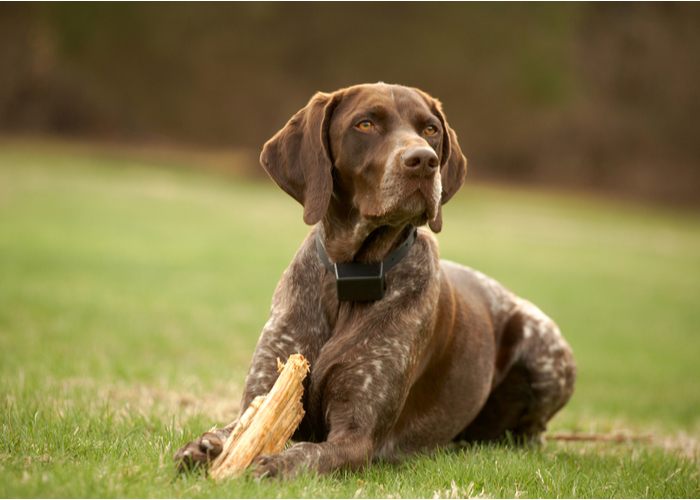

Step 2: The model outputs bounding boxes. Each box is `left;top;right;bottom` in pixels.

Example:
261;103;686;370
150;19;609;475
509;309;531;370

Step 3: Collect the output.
366;175;441;224
404;183;438;217
416;179;441;220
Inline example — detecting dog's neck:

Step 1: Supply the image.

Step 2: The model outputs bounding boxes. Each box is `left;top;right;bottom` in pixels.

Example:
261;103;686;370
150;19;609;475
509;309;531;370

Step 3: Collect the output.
319;199;415;265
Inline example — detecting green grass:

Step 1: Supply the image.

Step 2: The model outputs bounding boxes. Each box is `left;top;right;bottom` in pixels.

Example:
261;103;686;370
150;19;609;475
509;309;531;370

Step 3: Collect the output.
0;144;699;497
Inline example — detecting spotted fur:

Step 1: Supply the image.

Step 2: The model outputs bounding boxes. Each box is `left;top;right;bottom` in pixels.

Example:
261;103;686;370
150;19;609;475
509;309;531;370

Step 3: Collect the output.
174;83;576;477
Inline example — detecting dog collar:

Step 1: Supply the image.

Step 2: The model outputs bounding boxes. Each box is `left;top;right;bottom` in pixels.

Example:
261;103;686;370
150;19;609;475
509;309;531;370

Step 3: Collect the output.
316;225;418;302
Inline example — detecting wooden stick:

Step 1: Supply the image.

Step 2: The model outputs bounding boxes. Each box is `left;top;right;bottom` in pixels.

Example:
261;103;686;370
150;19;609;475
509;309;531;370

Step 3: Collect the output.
548;432;652;443
209;354;309;479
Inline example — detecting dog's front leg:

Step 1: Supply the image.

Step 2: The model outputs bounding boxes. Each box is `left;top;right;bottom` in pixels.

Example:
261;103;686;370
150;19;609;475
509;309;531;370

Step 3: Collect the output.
173;315;321;471
252;435;375;479
174;246;329;471
250;295;437;479
249;349;419;478
175;325;323;471
172;316;304;471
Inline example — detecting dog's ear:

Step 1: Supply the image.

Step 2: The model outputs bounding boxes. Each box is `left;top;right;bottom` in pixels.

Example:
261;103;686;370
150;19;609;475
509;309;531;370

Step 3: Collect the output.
418;93;467;233
260;91;341;226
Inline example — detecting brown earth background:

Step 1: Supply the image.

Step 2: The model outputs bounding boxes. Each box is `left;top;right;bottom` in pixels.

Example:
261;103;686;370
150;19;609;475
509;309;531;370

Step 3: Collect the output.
1;2;699;205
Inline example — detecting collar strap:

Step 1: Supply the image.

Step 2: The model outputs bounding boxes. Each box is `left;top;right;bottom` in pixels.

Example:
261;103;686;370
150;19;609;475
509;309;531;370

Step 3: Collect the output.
316;226;418;302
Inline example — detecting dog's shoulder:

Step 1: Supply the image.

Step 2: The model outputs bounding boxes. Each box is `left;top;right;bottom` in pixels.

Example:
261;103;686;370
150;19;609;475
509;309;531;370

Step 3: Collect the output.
439;259;517;326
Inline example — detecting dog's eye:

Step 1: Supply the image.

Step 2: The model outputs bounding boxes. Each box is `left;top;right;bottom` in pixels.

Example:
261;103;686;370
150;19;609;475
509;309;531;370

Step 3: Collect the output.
425;125;438;136
357;121;374;131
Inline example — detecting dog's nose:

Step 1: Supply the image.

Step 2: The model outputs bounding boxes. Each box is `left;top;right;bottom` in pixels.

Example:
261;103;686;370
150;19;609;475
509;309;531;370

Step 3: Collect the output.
402;147;439;176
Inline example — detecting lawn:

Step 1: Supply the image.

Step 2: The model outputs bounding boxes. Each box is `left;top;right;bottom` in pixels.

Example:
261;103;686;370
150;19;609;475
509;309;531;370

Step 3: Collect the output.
0;143;698;497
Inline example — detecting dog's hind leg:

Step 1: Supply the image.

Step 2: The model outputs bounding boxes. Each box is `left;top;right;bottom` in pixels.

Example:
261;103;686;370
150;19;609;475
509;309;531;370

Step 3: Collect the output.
456;299;576;443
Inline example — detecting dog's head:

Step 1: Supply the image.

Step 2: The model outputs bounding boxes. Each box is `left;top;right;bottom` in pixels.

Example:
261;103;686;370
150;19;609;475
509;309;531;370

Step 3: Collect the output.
260;83;466;233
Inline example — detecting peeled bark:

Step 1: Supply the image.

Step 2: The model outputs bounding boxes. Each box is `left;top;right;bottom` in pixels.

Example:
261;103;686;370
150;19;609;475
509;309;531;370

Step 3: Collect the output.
209;354;309;479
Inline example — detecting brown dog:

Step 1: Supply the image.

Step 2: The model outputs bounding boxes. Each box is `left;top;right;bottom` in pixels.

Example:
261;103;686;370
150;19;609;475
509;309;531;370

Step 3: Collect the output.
175;83;576;478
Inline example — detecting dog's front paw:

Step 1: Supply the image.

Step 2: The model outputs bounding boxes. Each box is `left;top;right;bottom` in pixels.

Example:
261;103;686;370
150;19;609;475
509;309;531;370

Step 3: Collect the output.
250;453;284;479
251;451;305;480
250;442;320;480
174;432;224;472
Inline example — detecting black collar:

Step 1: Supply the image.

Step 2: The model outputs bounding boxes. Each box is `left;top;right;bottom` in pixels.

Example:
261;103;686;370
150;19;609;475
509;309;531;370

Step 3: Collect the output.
316;225;418;302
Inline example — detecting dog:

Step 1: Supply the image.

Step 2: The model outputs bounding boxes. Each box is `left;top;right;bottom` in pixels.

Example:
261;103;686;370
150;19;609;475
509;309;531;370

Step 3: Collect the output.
174;83;576;478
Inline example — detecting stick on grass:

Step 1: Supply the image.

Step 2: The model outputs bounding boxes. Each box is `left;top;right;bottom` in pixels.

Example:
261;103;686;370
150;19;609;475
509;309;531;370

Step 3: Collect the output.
209;354;309;479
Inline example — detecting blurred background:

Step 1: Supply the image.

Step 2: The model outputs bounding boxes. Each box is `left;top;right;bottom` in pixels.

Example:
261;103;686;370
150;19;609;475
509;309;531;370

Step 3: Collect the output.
1;2;699;205
1;7;700;493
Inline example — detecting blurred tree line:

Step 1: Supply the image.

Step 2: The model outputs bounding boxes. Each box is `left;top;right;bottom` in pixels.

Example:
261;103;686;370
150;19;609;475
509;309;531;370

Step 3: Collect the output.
1;2;699;204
